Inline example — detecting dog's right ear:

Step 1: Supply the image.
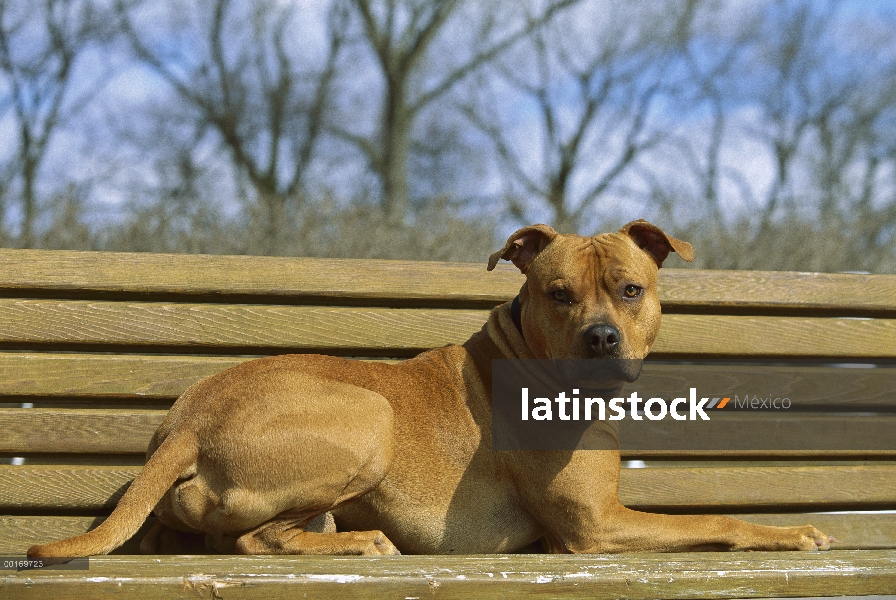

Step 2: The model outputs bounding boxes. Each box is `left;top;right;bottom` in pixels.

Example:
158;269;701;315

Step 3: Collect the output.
488;224;558;272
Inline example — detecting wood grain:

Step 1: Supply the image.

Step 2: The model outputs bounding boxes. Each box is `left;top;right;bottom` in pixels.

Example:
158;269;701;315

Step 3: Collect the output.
3;248;896;313
0;299;488;356
0;409;166;454
0;299;893;357
3;464;893;512
1;551;895;598
628;362;896;410
4;354;894;403
658;269;896;313
4;408;894;455
0;516;156;555
2;513;893;555
655;313;896;358
0;353;247;400
0;248;523;306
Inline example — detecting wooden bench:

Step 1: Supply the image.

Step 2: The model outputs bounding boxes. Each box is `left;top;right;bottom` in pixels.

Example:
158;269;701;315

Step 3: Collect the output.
1;247;894;598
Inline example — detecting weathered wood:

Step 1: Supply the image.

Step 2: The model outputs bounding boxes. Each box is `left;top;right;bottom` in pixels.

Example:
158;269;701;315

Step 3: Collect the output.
0;353;246;400
0;300;488;356
2;551;895;599
4;355;894;407
731;513;896;550
620;464;896;511
0;249;523;307
616;412;896;453
2;513;893;555
4;408;895;455
0;466;136;511
655;314;896;358
0;300;893;357
0;250;893;596
0;409;167;454
659;269;896;314
3;248;896;314
3;464;894;512
0;516;156;555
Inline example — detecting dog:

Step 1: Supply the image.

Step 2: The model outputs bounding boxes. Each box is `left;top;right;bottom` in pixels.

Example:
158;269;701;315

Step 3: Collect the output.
29;220;832;556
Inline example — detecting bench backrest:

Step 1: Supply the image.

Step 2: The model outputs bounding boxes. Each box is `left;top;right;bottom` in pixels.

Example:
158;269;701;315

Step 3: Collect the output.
1;248;894;554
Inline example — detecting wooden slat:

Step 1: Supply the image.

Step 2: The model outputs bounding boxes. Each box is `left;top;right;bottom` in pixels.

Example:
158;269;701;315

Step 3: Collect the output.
731;513;896;550
0;409;167;454
0;466;138;510
3;356;894;416
658;269;896;313
628;363;896;410
0;516;156;555
0;353;246;400
3;465;893;512
0;248;523;306
4;354;894;404
0;300;893;357
0;300;488;355
620;465;896;511
2;513;893;555
655;314;896;358
616;413;896;453
4;248;896;313
2;552;895;598
5;409;895;455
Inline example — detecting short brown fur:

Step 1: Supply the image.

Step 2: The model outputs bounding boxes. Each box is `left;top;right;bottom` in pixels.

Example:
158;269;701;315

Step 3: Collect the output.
29;221;831;557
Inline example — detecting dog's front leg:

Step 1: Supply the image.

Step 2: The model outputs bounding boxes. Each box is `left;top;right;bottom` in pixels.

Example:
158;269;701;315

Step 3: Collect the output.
563;504;833;553
515;449;832;553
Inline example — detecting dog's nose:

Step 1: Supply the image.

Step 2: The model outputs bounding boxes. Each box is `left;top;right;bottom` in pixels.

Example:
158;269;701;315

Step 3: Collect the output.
584;324;621;357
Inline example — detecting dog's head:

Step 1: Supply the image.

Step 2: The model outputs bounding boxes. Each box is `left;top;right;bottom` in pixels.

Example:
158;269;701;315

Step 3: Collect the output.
488;220;693;385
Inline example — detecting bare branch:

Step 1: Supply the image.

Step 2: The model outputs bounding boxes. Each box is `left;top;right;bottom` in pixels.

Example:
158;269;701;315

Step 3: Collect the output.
410;0;581;115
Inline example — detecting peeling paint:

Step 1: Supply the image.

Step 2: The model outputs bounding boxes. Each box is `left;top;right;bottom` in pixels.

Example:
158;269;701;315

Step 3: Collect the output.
305;574;363;583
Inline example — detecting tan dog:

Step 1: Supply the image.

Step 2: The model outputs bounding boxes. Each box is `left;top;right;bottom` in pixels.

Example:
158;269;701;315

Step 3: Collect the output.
30;220;832;557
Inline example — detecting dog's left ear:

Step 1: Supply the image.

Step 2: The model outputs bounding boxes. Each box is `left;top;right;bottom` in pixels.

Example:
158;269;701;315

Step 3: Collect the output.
488;224;558;272
619;219;694;268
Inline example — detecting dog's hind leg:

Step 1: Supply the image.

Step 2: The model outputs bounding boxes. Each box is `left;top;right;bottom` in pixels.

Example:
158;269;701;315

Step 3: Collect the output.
233;517;400;555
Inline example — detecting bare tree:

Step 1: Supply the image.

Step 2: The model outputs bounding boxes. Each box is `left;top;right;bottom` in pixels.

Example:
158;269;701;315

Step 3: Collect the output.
116;0;348;253
461;1;701;233
332;0;581;220
0;0;115;247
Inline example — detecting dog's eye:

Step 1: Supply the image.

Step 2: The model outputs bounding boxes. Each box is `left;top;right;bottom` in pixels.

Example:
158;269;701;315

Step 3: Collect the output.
623;285;642;298
552;290;569;303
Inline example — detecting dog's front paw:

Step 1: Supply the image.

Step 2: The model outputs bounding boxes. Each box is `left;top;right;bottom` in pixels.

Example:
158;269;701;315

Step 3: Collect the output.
352;530;401;556
735;524;835;551
783;525;835;551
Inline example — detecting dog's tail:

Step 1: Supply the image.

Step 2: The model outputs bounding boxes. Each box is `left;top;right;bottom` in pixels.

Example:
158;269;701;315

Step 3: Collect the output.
27;430;198;557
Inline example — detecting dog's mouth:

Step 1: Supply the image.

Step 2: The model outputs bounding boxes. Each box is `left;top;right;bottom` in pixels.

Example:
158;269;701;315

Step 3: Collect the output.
554;358;643;390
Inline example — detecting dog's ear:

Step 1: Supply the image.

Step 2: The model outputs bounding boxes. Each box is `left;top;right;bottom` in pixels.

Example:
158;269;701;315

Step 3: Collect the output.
619;219;694;268
488;224;558;272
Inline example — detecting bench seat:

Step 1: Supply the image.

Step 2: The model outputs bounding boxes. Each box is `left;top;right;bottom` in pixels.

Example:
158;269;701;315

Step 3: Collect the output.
1;248;894;598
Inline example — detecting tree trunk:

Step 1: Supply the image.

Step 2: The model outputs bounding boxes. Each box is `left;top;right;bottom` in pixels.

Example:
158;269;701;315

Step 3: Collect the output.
21;155;37;248
381;79;410;221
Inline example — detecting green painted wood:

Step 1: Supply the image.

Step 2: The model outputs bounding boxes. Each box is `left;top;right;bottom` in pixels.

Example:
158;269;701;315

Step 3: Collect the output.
1;552;894;598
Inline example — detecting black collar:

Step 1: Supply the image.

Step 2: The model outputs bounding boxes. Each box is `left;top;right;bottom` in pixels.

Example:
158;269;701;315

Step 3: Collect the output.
511;295;523;337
